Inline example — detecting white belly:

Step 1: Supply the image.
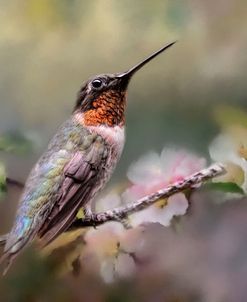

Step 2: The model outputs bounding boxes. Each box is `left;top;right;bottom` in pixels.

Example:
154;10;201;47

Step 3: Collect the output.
88;124;125;163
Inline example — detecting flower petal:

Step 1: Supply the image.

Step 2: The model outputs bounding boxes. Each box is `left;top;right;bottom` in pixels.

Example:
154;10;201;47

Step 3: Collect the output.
127;151;162;186
115;253;136;279
129;193;188;227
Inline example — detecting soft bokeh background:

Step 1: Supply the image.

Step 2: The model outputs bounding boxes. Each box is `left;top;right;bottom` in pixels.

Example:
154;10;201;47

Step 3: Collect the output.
0;0;247;301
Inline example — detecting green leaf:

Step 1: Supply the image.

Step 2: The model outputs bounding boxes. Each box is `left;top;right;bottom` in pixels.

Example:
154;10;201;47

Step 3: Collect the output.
205;182;245;195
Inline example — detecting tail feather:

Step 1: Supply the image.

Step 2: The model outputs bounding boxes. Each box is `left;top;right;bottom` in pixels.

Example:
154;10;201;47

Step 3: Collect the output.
0;233;33;275
0;237;16;275
0;251;15;275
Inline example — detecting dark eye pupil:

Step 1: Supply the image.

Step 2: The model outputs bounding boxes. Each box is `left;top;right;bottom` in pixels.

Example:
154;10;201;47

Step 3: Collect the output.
92;79;102;88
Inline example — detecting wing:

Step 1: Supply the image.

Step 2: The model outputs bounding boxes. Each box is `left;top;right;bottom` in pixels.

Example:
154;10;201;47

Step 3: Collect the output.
1;133;108;272
38;138;108;247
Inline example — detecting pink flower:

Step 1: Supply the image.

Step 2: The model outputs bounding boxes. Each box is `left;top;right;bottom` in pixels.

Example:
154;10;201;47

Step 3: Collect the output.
124;148;206;226
84;221;138;283
80;147;206;282
129;193;189;227
125;148;206;199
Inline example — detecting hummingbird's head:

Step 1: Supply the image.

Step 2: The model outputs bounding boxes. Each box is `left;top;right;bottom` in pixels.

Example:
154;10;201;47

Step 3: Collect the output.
74;41;176;127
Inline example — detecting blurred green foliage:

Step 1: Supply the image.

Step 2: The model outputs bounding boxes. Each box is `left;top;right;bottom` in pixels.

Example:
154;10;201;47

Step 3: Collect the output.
0;133;33;155
214;106;247;130
0;0;246;173
0;0;247;301
0;163;6;196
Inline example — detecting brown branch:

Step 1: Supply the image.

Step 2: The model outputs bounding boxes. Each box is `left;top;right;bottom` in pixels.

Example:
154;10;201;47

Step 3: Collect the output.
6;177;24;189
0;163;225;245
69;163;226;230
0;234;8;246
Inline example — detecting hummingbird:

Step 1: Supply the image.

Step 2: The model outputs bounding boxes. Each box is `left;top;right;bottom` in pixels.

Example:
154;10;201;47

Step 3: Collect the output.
0;41;176;272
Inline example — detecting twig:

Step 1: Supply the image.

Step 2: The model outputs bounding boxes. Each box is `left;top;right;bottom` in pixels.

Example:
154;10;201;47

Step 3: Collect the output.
6;177;24;189
0;234;8;246
0;163;225;245
69;163;226;229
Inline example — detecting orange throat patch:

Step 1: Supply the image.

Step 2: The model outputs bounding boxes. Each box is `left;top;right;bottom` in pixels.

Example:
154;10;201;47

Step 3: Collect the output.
82;90;126;127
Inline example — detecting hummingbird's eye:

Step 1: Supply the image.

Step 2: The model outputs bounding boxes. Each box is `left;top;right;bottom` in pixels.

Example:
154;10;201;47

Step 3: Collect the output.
91;79;103;89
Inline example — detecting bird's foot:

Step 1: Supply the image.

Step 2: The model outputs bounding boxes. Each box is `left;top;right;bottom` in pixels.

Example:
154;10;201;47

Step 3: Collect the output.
83;206;93;218
83;206;98;229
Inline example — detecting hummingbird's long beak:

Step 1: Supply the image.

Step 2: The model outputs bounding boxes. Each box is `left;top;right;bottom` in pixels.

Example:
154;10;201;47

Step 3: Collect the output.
116;41;176;88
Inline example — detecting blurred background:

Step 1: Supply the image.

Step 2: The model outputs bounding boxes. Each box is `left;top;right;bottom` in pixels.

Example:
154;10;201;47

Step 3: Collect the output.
0;0;247;301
